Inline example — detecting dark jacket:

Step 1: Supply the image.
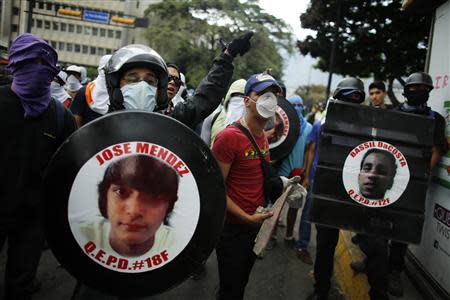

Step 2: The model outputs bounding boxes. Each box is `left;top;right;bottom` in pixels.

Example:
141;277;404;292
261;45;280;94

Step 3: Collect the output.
0;85;77;223
162;53;234;129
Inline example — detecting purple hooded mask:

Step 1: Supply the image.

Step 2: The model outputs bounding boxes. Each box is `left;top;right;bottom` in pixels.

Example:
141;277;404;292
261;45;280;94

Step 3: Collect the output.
6;33;58;118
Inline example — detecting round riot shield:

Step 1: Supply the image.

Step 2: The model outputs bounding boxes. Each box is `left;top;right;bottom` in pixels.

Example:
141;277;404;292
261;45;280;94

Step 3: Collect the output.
264;97;300;161
42;111;226;297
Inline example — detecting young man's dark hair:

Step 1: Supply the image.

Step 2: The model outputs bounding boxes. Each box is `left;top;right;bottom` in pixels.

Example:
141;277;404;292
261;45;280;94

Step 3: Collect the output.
359;148;396;172
368;81;386;92
98;155;179;219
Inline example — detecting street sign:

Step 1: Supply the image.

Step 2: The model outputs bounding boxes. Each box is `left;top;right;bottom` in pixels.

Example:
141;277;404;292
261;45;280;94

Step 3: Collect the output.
83;9;109;24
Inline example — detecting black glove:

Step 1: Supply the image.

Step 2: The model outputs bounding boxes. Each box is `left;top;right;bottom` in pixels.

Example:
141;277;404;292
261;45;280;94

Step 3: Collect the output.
226;31;254;57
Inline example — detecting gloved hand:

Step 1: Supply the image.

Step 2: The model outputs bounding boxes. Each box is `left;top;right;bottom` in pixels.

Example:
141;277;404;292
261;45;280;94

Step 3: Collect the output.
280;176;301;189
286;183;307;208
226;31;254;57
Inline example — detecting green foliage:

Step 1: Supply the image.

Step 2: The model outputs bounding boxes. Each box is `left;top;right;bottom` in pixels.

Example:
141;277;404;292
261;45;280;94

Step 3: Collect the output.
295;84;327;109
298;0;431;85
144;0;293;88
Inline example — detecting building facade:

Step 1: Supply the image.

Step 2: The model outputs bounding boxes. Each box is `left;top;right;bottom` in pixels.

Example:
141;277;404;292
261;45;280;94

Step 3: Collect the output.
0;0;160;66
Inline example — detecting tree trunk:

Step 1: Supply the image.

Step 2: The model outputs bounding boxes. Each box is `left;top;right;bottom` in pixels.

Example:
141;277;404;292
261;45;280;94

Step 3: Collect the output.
387;77;400;107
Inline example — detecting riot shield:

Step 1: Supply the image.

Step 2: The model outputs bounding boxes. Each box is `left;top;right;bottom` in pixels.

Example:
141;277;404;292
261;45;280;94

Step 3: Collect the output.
42;111;226;297
264;96;300;161
309;100;434;244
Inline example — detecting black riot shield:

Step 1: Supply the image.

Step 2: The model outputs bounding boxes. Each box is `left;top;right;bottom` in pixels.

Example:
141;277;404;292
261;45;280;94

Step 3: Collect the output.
264;96;300;161
42;111;226;297
309;100;434;244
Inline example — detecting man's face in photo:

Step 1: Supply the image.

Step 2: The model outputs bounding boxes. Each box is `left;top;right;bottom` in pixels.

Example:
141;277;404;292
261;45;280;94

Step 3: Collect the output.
369;88;386;107
358;152;396;199
107;184;170;248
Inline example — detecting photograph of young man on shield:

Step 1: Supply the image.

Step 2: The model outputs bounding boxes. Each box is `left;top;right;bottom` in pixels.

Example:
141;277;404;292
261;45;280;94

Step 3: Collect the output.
81;155;178;258
358;148;398;200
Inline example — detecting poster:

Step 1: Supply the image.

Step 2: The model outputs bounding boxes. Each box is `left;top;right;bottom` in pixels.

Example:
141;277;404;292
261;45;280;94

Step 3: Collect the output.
342;141;410;207
68;141;200;273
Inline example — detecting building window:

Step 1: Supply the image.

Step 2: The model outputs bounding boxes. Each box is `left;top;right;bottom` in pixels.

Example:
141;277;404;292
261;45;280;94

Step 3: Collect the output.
67;43;73;52
61;23;66;32
84;26;91;35
68;24;74;33
90;47;96;55
59;42;65;51
92;27;98;36
36;19;42;28
100;28;106;37
106;49;112;54
50;41;57;48
13;7;19;15
52;22;58;30
38;2;44;9
76;25;82;34
46;3;52;10
115;30;122;39
82;45;88;54
108;29;114;38
12;24;18;32
44;20;50;30
75;44;81;53
98;48;104;56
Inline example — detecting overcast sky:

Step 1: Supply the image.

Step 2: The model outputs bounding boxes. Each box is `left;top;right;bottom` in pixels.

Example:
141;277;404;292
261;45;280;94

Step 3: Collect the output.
258;0;343;96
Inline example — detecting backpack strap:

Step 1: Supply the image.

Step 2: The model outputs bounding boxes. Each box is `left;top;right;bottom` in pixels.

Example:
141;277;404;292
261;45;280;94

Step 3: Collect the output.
232;122;266;162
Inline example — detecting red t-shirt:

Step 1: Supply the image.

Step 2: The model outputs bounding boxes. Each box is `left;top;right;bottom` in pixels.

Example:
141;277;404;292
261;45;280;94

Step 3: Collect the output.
212;122;270;223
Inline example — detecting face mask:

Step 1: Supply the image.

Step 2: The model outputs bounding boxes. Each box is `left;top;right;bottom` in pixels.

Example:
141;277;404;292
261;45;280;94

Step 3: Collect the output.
404;90;429;106
10;63;57;118
120;81;157;112
293;104;303;117
65;75;82;92
225;96;245;125
253;92;278;118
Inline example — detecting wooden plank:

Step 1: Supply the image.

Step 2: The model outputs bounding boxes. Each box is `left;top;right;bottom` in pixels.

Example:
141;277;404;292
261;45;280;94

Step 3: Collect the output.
253;186;292;256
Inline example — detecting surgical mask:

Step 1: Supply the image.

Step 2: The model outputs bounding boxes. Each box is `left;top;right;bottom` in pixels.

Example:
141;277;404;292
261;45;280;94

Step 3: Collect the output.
253;92;278;118
404;90;429;105
120;81;157;112
65;75;82;92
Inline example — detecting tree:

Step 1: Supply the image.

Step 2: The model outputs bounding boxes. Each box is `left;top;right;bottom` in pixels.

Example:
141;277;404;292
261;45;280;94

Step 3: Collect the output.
295;84;327;110
144;0;293;88
298;0;431;105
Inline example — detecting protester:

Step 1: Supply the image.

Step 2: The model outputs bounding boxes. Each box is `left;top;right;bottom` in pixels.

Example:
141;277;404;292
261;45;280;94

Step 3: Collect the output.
351;74;448;298
387;72;447;296
70;55;111;127
307;77;366;300
0;33;76;300
274;95;313;262
368;81;390;109
65;65;83;99
50;70;72;107
203;78;246;146
106;32;253;129
212;72;282;300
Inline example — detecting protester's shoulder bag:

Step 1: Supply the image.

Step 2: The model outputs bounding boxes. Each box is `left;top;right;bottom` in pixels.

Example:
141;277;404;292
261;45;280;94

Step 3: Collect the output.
233;122;283;205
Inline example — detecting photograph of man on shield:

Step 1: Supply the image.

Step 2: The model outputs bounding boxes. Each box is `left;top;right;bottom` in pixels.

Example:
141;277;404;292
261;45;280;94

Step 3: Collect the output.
358;148;398;200
81;155;178;257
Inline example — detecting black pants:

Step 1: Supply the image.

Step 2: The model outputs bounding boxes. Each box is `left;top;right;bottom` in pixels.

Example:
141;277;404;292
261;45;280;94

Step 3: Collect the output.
358;236;389;300
216;222;259;300
0;214;44;300
389;241;407;272
313;225;339;296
